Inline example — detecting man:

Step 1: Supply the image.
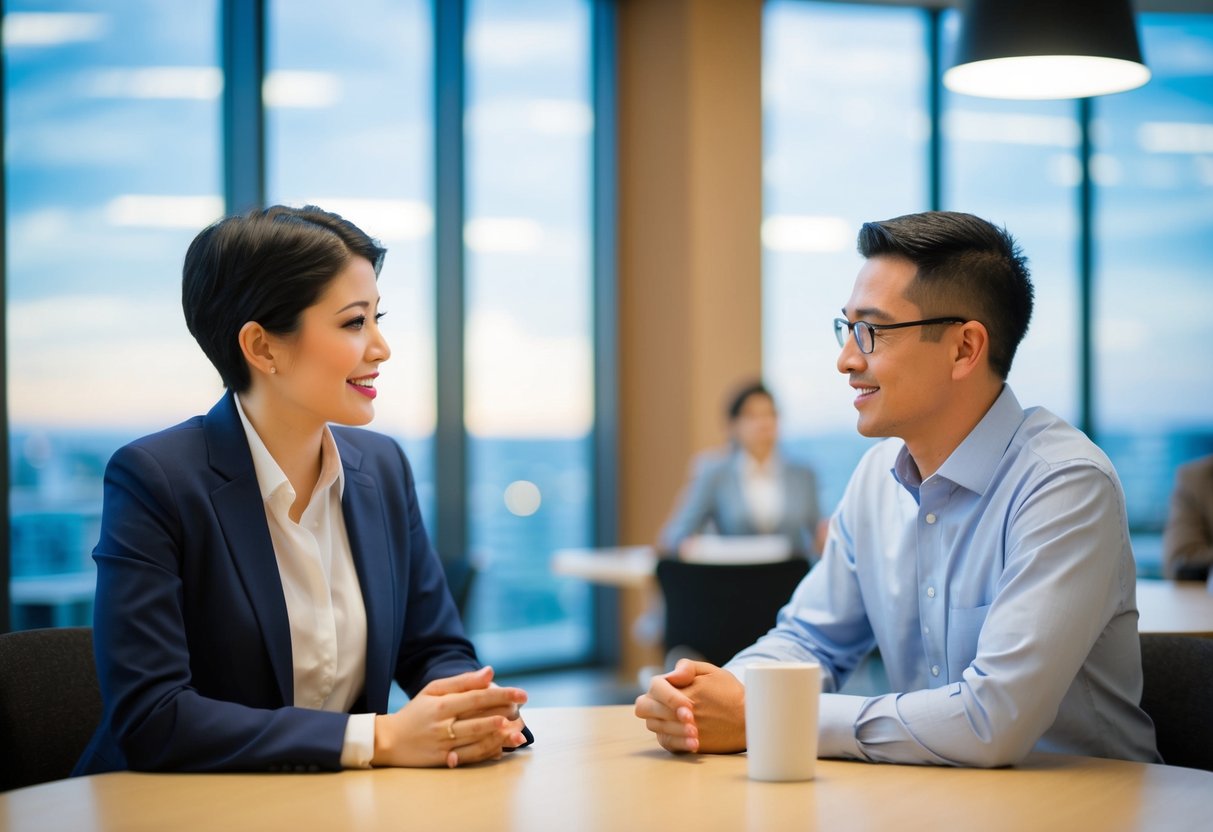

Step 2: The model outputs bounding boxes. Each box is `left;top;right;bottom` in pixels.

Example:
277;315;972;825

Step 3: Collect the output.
634;211;1159;767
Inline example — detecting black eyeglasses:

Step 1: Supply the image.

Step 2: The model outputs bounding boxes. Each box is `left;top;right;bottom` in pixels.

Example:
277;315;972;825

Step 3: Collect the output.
834;317;967;355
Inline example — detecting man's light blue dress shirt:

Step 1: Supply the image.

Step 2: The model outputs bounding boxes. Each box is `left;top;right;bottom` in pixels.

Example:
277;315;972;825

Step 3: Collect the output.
726;386;1160;766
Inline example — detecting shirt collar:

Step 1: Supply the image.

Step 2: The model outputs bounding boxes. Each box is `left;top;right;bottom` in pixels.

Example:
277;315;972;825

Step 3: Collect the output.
893;385;1025;497
234;393;345;503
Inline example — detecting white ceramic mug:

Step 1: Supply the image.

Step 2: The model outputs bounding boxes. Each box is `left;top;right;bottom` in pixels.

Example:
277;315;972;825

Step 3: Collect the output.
744;661;821;782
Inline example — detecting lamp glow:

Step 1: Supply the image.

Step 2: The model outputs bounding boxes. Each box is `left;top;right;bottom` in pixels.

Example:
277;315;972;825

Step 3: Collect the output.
945;0;1150;100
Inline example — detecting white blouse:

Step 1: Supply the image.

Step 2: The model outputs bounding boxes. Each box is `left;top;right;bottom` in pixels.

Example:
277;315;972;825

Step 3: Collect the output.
235;395;375;768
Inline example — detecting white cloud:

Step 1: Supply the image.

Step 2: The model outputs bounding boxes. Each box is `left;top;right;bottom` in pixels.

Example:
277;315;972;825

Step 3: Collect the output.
1097;317;1148;353
1090;153;1123;187
464;217;544;253
1138;121;1213;155
762;215;851;253
464;310;592;437
263;70;342;109
466;98;593;137
305;197;433;242
467;21;582;68
81;67;223;100
7;294;219;430
7;208;74;249
944;110;1080;147
105;195;224;229
2;12;107;47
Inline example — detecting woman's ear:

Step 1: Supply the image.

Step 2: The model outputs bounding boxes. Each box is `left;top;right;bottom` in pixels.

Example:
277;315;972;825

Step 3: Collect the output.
238;321;278;378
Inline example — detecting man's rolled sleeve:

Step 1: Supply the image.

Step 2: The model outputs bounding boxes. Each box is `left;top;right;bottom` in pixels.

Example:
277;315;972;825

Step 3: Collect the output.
817;693;866;759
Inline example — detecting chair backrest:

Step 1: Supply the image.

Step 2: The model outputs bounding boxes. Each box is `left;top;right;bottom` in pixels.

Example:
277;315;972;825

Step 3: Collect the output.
656;558;809;667
1138;633;1213;771
0;626;102;791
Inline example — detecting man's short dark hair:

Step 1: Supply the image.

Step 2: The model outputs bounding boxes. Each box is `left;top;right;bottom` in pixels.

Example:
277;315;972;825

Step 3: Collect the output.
856;211;1034;379
182;204;387;392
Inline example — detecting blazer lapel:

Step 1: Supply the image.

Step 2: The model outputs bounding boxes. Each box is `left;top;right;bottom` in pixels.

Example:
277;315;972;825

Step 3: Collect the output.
337;435;394;713
778;466;803;536
203;393;295;705
722;452;750;532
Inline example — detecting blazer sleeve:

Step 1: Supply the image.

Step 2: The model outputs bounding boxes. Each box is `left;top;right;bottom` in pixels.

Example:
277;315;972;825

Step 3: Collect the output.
1162;461;1213;580
658;454;723;554
368;437;534;749
793;463;823;557
380;438;481;694
83;442;350;773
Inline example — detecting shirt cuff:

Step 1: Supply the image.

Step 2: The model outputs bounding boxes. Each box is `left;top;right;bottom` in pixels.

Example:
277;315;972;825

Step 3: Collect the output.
341;713;377;769
817;693;866;760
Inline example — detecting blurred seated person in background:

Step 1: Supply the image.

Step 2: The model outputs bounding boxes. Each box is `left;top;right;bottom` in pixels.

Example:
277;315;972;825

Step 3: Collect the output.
75;205;530;776
1162;453;1213;581
658;381;823;560
635;211;1159;767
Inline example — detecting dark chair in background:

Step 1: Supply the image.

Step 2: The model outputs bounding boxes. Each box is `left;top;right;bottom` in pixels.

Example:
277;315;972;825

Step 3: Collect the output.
656;558;809;667
0;627;102;791
1138;633;1213;771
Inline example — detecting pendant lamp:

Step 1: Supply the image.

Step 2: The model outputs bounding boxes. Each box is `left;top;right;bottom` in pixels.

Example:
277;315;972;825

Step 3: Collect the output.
944;0;1150;100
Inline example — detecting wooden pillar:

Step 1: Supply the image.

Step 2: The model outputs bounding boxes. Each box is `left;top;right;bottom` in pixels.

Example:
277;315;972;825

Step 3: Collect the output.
617;0;764;547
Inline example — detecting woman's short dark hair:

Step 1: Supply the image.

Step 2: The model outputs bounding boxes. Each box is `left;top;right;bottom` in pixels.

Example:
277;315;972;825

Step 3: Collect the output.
182;204;386;392
856;211;1034;379
726;380;775;422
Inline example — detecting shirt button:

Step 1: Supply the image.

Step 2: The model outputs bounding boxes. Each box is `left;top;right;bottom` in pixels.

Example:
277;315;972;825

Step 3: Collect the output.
923;626;930;635
925;513;937;524
931;665;940;677
926;586;936;598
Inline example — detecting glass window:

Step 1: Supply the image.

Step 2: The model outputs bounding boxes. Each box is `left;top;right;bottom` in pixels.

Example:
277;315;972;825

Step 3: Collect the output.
266;0;436;528
5;1;221;629
762;0;928;513
1093;14;1213;574
763;3;1213;578
941;12;1080;425
464;0;595;669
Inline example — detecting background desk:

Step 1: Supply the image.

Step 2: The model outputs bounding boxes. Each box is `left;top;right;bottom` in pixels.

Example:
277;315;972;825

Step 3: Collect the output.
1135;579;1213;637
4;706;1211;831
552;546;662;678
555;549;1213;636
554;550;1213;684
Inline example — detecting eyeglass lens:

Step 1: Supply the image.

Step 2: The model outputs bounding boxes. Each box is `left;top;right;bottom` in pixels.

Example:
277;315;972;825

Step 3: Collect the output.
834;318;873;353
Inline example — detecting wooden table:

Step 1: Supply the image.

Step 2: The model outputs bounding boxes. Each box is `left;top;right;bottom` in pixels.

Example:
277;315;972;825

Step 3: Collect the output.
1135;579;1213;637
3;706;1210;831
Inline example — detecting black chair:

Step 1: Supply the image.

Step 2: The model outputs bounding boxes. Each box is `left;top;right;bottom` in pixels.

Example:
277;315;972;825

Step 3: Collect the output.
656;558;809;667
1138;633;1213;771
0;627;102;791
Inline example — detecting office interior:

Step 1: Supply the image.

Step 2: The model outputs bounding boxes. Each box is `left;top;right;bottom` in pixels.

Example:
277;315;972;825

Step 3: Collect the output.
3;0;1212;705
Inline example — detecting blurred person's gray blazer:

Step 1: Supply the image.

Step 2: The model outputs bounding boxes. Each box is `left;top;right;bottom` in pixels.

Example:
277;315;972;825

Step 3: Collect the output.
1162;454;1213;581
658;449;821;558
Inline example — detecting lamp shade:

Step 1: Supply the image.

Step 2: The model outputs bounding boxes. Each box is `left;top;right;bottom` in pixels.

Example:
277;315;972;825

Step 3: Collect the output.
944;0;1150;100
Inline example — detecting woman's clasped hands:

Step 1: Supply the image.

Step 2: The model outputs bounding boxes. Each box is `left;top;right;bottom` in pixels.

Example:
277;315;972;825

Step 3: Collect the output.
372;666;529;769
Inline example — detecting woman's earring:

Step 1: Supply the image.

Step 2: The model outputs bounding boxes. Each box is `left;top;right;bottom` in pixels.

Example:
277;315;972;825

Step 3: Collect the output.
270;366;277;375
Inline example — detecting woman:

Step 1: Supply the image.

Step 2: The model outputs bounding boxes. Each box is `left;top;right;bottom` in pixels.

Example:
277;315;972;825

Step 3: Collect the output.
75;205;530;774
658;381;822;559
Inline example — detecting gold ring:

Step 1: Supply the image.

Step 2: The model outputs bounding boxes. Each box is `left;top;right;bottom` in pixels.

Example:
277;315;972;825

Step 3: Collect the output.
446;718;457;740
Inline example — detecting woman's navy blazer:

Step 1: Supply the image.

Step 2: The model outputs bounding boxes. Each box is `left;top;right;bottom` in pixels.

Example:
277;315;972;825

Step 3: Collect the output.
74;392;480;774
